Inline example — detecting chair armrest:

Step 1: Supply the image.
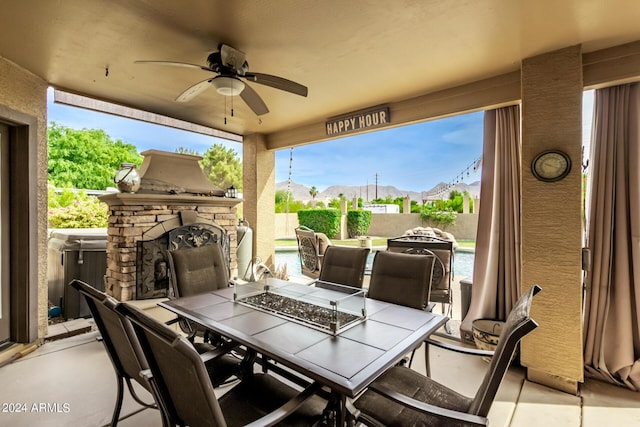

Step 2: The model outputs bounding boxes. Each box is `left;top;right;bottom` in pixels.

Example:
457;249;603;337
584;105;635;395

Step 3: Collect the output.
139;368;154;381
425;336;494;358
244;382;322;427
198;339;240;364
165;316;198;342
369;381;488;426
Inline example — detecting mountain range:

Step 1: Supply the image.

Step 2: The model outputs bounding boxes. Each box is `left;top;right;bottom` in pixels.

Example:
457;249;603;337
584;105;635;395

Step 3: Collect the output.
275;181;480;202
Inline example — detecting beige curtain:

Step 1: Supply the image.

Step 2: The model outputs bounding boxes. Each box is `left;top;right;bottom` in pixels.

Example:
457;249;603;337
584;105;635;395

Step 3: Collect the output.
584;83;640;391
460;105;521;341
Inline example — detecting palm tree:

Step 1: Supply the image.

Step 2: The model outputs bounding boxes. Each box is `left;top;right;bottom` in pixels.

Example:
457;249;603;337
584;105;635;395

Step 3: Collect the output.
309;186;318;207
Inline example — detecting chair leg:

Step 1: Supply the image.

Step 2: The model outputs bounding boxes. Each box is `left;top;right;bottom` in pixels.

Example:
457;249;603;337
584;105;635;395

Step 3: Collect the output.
425;342;431;377
442;300;454;335
240;349;257;380
125;378;156;409
141;369;173;427
444;320;453;335
408;349;416;368
109;375;125;427
103;377;158;427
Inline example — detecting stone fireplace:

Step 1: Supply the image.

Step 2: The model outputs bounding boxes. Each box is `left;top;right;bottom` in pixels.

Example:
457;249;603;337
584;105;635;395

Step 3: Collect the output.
99;150;242;301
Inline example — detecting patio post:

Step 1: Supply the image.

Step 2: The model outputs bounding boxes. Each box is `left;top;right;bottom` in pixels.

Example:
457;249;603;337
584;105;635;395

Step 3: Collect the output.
243;133;276;269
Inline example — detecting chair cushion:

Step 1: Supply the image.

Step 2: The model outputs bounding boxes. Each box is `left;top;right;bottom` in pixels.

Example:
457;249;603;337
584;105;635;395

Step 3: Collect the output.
319;245;369;288
170;244;229;296
355;366;473;426
368;251;433;309
219;374;326;427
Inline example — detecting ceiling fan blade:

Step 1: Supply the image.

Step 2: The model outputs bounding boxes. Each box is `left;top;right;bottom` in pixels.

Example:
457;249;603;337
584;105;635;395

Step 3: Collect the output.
219;44;247;72
244;72;308;97
135;60;213;72
176;78;212;102
240;84;269;116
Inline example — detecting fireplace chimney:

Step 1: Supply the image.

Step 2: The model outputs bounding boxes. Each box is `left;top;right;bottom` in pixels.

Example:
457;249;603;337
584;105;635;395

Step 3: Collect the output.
137;149;226;196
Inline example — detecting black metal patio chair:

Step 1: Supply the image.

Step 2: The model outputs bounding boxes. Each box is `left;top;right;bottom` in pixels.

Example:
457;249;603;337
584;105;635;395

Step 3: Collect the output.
366;250;436;367
166;243;238;350
71;279;242;426
317;245;370;289
294;226;331;279
353;285;541;427
117;301;327;427
367;250;436;310
70;279;164;426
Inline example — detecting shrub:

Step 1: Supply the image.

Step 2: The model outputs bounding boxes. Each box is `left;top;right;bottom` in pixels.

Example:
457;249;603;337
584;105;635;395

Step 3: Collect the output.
419;207;457;229
347;210;372;238
48;186;108;228
297;209;341;237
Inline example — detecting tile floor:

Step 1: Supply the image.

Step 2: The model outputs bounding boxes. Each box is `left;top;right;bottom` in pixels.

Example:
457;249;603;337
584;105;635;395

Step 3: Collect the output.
1;275;638;426
1;326;639;427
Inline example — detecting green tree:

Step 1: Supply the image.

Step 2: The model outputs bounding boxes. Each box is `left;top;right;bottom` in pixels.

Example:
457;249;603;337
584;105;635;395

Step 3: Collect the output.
275;190;307;213
275;189;290;205
48;122;142;190
328;198;341;209
309;186;318;200
200;143;242;191
176;146;200;156
445;190;473;213
309;186;318;206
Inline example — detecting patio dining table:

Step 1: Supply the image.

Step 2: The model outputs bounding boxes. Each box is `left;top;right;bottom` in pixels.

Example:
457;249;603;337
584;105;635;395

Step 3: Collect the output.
159;278;447;425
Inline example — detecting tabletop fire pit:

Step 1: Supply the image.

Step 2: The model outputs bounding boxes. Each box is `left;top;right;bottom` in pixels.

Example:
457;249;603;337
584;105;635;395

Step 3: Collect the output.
234;278;366;335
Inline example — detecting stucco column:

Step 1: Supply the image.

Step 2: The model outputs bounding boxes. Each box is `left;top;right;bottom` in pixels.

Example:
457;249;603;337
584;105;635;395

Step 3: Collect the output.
403;197;411;214
521;45;584;394
243;133;276;268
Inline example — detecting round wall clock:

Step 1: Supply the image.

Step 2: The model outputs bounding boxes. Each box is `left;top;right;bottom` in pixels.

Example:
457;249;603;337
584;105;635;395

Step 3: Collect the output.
531;150;571;182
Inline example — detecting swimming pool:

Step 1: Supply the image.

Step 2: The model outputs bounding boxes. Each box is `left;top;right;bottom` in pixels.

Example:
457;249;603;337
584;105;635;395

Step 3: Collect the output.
274;248;474;278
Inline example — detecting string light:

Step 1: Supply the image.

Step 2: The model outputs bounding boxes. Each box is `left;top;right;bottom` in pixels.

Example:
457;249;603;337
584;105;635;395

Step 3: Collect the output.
421;156;482;201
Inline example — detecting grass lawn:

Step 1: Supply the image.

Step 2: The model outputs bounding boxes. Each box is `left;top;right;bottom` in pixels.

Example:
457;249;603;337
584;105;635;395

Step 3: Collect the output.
457;240;476;248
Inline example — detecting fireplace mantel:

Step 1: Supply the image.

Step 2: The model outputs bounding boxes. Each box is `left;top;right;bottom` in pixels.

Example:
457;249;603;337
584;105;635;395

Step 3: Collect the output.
100;192;242;207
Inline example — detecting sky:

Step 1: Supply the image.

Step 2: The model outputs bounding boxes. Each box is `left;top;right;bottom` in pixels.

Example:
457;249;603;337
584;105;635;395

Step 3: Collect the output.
276;112;484;193
47;88;594;194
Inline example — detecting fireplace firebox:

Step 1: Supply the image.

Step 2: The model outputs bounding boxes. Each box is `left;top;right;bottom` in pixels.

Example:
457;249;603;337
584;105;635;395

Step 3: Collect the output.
136;222;230;299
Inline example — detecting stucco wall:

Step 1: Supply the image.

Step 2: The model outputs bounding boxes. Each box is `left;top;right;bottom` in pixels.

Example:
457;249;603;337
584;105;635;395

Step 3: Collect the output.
520;46;584;393
275;212;478;241
0;56;49;340
243;134;276;267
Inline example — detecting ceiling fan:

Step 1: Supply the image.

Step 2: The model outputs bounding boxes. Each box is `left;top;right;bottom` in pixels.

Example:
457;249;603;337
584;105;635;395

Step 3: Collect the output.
135;43;308;116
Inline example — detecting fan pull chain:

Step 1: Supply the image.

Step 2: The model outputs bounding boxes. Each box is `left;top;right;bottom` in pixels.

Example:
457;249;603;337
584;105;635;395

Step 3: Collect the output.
224;96;227;125
230;80;235;117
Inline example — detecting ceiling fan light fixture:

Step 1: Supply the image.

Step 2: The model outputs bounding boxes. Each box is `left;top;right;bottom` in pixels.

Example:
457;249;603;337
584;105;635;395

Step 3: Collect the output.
213;76;245;96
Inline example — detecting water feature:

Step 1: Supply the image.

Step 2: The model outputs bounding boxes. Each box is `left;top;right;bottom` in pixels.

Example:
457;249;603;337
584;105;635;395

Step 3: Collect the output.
274;248;474;279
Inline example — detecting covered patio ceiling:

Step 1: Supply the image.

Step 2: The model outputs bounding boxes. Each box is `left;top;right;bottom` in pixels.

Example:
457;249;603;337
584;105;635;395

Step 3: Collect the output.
1;0;640;141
